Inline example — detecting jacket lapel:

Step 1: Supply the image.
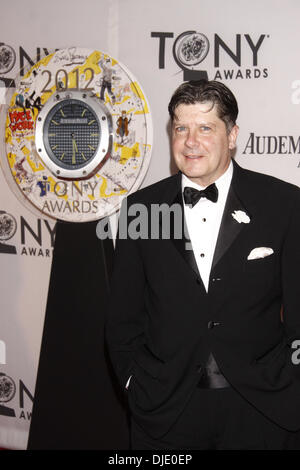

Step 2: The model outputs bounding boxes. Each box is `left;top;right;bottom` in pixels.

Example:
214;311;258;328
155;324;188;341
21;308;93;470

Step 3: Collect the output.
211;185;247;270
170;190;201;279
212;161;251;270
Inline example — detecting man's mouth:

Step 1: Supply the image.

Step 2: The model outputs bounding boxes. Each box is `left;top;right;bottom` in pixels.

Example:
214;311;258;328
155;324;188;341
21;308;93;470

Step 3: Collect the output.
185;155;204;159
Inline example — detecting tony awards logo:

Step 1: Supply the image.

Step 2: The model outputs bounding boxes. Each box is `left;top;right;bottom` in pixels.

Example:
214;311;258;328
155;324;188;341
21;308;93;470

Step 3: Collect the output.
0;373;16;417
173;31;209;81
0;43;16;74
0;211;17;254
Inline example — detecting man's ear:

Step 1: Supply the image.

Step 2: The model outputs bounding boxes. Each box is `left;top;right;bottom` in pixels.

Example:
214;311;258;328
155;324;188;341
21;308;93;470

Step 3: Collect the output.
228;125;239;150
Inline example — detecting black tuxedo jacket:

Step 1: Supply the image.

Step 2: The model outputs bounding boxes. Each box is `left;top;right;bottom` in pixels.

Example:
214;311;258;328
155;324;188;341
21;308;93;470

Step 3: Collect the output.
106;160;300;438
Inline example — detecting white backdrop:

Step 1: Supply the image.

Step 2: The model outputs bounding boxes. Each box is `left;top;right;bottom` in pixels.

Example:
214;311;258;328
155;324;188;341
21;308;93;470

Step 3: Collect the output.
0;0;299;449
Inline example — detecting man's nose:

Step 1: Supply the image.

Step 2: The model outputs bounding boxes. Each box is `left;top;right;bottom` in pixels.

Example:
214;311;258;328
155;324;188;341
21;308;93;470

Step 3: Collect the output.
185;130;200;148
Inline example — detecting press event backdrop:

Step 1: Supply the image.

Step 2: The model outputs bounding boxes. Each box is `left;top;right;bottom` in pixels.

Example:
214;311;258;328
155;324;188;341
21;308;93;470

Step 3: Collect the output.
0;0;299;449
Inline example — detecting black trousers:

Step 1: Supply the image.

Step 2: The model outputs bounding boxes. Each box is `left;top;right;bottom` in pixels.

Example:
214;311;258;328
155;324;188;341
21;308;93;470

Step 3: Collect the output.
131;387;299;450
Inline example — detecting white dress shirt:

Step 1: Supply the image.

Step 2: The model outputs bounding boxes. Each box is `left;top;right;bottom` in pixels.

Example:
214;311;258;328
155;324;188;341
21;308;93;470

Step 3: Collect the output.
182;161;233;292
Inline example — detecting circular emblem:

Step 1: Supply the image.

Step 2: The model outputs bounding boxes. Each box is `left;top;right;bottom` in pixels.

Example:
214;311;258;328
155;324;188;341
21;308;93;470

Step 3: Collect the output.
35;90;112;179
1;48;153;222
0;374;16;403
173;31;209;69
0;211;17;241
0;43;16;74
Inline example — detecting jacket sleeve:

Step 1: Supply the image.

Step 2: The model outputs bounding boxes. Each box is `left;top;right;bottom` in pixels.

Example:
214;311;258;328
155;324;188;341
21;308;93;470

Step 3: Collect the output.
281;188;300;362
105;198;147;389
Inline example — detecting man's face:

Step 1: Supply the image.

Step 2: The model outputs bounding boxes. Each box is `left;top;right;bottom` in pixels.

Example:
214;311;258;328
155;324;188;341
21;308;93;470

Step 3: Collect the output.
171;102;238;187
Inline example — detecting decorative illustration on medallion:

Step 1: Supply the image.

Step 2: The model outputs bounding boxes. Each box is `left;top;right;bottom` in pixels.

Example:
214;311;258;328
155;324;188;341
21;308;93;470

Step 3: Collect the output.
1;48;153;222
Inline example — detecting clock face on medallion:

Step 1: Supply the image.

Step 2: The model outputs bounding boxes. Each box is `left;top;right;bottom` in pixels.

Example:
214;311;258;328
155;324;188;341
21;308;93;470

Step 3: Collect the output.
35;91;112;180
44;98;100;170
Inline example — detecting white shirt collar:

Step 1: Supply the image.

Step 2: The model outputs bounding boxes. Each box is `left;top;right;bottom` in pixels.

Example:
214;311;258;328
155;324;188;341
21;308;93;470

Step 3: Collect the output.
181;160;233;202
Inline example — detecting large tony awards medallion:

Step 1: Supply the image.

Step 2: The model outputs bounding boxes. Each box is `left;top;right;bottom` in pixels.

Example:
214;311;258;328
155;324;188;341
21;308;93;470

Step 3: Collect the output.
0;48;153;222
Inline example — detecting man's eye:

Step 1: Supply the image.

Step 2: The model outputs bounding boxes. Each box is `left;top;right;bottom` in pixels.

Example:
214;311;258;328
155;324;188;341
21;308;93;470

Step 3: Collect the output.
200;126;211;132
175;126;188;134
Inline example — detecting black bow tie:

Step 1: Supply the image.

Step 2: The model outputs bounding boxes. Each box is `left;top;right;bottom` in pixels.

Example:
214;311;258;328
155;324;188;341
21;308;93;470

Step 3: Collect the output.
183;183;218;207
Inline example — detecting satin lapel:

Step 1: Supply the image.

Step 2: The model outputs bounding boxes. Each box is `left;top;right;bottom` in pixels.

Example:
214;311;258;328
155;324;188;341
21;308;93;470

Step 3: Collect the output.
212;176;249;271
168;189;201;279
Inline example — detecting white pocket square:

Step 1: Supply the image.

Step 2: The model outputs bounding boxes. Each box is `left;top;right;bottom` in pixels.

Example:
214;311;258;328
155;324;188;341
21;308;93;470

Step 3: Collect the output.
247;247;274;260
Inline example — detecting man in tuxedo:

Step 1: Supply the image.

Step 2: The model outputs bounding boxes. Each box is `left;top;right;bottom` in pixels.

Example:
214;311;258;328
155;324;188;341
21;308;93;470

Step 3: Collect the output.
106;80;300;449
